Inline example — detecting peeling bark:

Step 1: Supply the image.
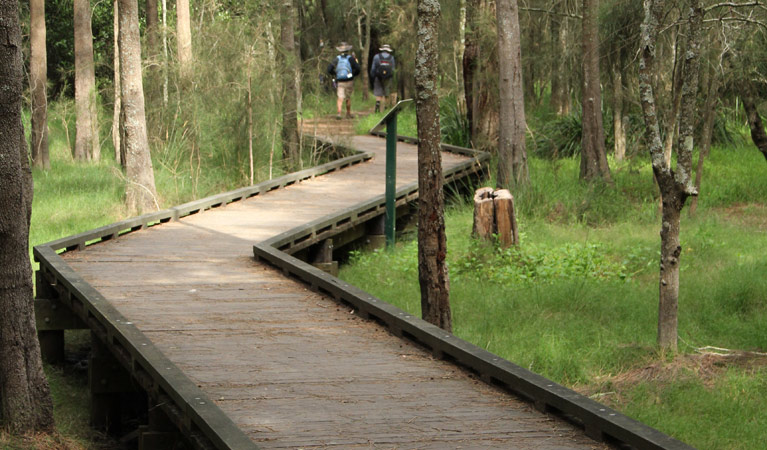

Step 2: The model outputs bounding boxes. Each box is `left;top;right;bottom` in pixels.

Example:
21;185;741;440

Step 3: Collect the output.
639;0;702;351
496;0;529;188
416;0;452;332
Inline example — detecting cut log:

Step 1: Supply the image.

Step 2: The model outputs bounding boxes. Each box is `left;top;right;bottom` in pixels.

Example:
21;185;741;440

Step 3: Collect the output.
493;189;518;247
472;187;495;240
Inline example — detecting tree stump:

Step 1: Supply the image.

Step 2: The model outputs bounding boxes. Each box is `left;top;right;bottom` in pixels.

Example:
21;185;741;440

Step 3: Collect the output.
472;187;495;240
472;187;519;247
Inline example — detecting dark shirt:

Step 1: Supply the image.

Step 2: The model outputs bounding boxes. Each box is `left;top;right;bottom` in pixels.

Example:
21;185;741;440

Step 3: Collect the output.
327;53;361;82
370;52;396;79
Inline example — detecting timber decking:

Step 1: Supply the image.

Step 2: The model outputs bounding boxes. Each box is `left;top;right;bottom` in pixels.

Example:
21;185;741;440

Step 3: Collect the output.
61;134;601;448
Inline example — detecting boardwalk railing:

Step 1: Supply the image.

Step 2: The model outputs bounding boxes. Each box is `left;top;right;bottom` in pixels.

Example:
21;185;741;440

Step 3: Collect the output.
34;139;372;450
34;131;692;450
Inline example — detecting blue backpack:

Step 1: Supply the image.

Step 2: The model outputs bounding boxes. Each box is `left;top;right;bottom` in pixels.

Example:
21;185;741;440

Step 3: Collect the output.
336;54;353;80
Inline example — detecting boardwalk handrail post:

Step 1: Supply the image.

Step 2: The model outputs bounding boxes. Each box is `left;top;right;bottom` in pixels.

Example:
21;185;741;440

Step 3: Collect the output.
385;114;397;248
373;99;413;249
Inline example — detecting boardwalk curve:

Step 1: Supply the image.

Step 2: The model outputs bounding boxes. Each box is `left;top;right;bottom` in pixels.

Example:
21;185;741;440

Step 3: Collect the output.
34;128;692;449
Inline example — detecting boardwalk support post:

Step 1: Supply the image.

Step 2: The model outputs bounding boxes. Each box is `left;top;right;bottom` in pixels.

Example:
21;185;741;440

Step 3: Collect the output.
311;238;338;276
35;271;87;363
90;332;137;434
366;215;386;250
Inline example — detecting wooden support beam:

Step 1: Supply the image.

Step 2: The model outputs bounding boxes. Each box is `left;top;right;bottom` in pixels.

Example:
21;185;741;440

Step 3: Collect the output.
90;332;134;434
312;239;338;276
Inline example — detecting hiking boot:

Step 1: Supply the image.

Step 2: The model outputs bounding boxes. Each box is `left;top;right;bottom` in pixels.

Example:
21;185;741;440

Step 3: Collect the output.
346;113;354;119
335;114;342;120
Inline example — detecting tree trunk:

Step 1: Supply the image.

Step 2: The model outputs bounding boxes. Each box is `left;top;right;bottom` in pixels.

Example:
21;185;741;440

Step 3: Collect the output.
30;0;49;170
120;0;158;213
416;0;452;332
74;0;100;161
639;0;702;351
176;0;193;78
663;29;683;167
280;0;300;166
361;0;372;101
496;0;529;188
146;0;159;58
463;0;479;143
741;83;767;162
0;0;55;432
580;0;611;182
612;61;626;162
162;0;169;106
689;66;720;216
113;0;123;166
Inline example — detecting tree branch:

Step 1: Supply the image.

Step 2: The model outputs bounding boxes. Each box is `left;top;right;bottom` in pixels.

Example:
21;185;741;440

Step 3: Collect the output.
519;7;581;19
704;1;762;13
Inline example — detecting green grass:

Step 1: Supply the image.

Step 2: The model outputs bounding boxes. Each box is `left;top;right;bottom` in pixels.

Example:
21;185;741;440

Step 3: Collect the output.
339;148;767;450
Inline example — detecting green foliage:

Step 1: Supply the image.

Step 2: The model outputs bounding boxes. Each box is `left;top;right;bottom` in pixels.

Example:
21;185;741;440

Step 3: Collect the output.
339;141;767;449
439;94;470;147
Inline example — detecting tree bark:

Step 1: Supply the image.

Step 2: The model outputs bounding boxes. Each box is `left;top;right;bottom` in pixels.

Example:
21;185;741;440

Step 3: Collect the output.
120;0;159;213
612;61;626;162
580;0;611;182
30;0;49;170
146;0;159;58
496;0;529;188
416;0;452;332
639;0;702;351
361;0;372;101
463;0;479;143
741;82;767;162
113;0;123;166
176;0;193;78
551;11;571;116
74;0;100;161
0;0;55;432
280;0;300;166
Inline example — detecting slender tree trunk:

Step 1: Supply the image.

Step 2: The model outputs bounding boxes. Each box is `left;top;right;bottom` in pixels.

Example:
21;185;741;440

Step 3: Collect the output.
551;11;571;115
741;82;767;162
280;0;300;166
162;0;168;106
463;0;479;143
30;0;49;169
146;0;159;58
0;0;55;432
176;0;193;78
689;64;719;216
496;0;529;188
361;0;372;101
663;29;683;167
580;0;611;182
416;0;452;332
612;61;626;162
113;0;123;166
639;0;702;351
74;0;100;161
120;0;158;213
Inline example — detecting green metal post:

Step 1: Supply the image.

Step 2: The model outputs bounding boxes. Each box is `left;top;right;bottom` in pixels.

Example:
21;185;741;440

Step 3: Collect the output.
385;115;397;248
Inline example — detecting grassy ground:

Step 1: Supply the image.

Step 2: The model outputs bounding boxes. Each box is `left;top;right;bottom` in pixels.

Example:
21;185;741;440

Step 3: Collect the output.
26;95;766;449
339;145;767;450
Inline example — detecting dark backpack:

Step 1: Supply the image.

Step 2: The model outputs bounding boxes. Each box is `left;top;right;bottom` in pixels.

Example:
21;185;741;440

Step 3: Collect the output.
375;53;394;80
335;55;353;80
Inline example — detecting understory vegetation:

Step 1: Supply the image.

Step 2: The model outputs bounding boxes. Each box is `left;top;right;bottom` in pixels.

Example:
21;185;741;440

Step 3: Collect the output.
339;139;767;449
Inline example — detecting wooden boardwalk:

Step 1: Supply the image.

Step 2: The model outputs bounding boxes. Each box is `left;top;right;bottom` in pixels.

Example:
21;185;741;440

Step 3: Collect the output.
57;131;602;448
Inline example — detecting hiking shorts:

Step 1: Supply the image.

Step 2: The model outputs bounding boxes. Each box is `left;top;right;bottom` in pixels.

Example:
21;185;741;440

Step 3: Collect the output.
373;77;391;97
337;80;354;100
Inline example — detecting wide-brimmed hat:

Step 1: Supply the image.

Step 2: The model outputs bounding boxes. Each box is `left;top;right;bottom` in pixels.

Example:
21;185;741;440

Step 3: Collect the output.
379;44;393;52
335;42;353;52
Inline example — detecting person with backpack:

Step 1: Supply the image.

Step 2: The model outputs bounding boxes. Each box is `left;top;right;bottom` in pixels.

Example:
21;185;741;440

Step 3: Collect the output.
370;44;396;113
327;42;361;120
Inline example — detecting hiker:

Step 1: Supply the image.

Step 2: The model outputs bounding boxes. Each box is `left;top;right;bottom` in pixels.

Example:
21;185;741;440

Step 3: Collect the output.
327;42;361;119
370;44;396;113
